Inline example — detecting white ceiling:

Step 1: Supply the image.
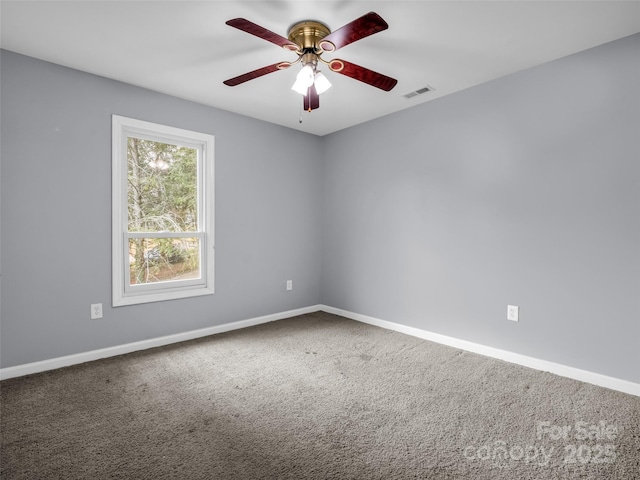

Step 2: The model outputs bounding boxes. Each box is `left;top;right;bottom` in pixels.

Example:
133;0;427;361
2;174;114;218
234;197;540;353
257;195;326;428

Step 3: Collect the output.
2;1;639;136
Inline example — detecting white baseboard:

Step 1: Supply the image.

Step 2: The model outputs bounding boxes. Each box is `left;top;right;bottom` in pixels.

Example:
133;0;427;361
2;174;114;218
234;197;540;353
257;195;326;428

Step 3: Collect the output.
320;305;640;397
0;305;322;381
3;304;638;397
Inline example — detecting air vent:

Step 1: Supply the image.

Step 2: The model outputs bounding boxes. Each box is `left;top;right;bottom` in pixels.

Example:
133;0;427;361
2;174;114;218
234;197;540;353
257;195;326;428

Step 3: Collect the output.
403;86;434;99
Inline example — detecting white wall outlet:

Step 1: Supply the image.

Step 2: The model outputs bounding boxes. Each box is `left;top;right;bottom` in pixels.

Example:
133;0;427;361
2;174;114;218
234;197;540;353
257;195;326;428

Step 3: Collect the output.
91;303;103;319
507;305;519;322
286;280;293;291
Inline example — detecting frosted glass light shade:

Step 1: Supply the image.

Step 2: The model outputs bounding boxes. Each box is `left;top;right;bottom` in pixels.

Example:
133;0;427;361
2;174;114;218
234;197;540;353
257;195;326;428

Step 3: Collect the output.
314;72;331;95
291;65;315;95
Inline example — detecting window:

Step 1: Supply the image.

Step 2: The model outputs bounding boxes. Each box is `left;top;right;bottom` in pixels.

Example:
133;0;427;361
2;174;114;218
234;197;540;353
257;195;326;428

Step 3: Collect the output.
112;115;214;306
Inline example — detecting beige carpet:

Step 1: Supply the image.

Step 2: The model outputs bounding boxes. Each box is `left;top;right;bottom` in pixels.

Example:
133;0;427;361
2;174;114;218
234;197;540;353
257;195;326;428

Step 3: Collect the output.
1;311;638;479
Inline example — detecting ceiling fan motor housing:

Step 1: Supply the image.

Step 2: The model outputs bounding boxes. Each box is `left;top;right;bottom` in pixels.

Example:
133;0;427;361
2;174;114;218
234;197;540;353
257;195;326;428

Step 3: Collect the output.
287;20;332;53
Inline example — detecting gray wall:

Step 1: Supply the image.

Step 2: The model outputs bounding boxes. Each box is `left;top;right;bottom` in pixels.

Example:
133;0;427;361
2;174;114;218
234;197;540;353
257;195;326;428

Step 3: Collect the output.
2;34;639;384
321;33;640;383
1;50;323;368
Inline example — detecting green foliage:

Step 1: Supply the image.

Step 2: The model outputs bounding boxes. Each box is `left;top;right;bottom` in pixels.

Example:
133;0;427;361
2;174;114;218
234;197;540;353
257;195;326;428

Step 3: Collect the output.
127;137;199;284
127;137;197;232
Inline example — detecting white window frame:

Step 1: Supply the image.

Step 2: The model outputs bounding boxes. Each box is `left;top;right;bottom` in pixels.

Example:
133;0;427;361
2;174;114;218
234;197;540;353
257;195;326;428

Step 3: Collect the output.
112;115;214;306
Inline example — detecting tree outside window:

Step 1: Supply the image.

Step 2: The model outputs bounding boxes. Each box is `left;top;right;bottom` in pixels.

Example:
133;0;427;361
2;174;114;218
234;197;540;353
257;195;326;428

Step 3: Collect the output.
127;137;199;285
112;116;214;306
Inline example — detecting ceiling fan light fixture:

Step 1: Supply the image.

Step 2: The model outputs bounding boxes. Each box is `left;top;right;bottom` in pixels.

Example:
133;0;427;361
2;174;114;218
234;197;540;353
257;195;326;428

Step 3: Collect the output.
314;71;331;95
291;80;308;95
291;64;315;94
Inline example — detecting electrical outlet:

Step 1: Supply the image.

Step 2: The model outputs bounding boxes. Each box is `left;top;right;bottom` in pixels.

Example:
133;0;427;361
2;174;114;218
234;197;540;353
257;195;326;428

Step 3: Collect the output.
507;305;519;322
286;280;293;291
91;303;103;319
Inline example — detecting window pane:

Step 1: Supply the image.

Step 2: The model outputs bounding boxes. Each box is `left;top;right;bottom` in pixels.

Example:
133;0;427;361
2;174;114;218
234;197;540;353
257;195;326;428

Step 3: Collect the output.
127;137;198;233
129;237;200;286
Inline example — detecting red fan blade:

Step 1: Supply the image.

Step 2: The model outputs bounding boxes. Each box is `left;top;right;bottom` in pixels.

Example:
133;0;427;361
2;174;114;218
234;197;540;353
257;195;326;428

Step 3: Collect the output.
226;18;299;51
328;59;397;91
319;12;388;52
303;84;320;111
223;62;291;86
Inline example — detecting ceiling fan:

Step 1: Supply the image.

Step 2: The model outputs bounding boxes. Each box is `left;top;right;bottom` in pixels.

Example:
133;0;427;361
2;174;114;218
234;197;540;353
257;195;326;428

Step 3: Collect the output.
223;12;398;113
